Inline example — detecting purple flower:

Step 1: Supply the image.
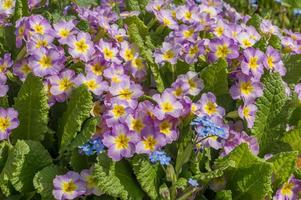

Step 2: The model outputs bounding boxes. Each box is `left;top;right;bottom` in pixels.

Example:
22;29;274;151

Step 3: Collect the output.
0;0;15;15
208;37;239;62
260;19;280;36
0;74;8;97
156;10;178;30
197;92;225;118
241;47;264;79
176;5;197;24
273;176;301;200
128;56;147;80
263;46;286;76
237;30;259;49
26;34;54;54
179;71;204;96
30;48;65;77
104;99;132;127
136;126;165;154
68;32;95;62
152;91;183;120
119;41;138;63
0;53;13;74
49;70;76;102
154;42;179;65
183;40;205;64
96;39;120;64
110;78;143;109
0;107;19;141
29;15;53;36
102;124;137;161
53;171;86;200
238;103;257;128
75;73;108;96
80;169;102;196
295;83;301;100
53;20;78;45
229;73;263;103
85;57;108;76
174;25;199;43
155;117;179;144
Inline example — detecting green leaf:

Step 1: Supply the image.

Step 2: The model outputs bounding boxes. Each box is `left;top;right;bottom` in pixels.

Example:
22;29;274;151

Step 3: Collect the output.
0;141;11;172
246;14;262;31
281;128;301;151
70;149;91;171
0;97;9;108
268;151;298;188
125;16;165;92
58;86;93;152
14;0;29;22
215;190;232;200
74;0;98;7
70;117;98;149
33;165;62;200
200;59;228;96
126;0;149;11
215;144;273;200
0;140;52;194
251;73;287;155
269;35;282;50
131;155;163;200
11;74;49;143
283;54;301;83
93;154;145;200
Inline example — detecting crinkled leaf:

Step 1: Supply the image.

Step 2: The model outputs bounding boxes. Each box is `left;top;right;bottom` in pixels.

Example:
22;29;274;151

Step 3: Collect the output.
93;154;145;200
131;155;163;200
215;144;273;200
200;59;228;96
246;14;262;31
125;0;150;11
215;190;232;200
14;0;29;22
283;54;301;83
71;117;98;149
251;73;287;155
0;140;52;195
281;128;301;151
33;165;62;200
58;86;93;152
74;0;98;7
0;141;11;172
11;74;49;143
268;151;298;188
269;35;282;50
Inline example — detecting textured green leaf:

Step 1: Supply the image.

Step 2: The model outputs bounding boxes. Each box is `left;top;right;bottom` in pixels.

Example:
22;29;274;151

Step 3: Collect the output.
70;149;91;171
58;86;93;152
281;128;301;151
268;151;298;188
269;35;282;50
33;165;62;200
283;54;301;83
71;117;98;149
215;144;273;200
246;14;262;30
125;16;165;92
11;74;49;142
215;190;232;200
14;0;29;22
126;0;149;11
0;141;11;172
74;0;98;7
0;140;52;195
0;97;9;108
93;154;145;200
200;59;228;96
251;73;287;155
131;155;163;200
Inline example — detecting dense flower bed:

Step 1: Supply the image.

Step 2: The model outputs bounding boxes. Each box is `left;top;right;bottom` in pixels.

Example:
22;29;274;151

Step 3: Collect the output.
1;0;301;200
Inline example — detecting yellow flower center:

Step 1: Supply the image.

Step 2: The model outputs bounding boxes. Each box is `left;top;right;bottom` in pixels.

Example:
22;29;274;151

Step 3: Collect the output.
59;78;73;91
115;35;124;42
215;27;224;37
33;24;45;35
159;120;172;135
0;63;7;73
59;29;70;38
119;88;133;100
3;0;13;10
38;55;52;69
0;117;10;133
112;105;126;118
85;80;98;90
21;64;32;74
281;182;294;196
174;87;183;97
162;50;174;60
163;18;171;26
75;39;89;53
242;39;252;48
86;176;97;190
36;40;48;49
161;102;174;113
204;101;217;115
62;181;77;193
103;48;114;59
183;29;194;39
267;56;274;68
249;57;258;69
184;11;192;20
189;45;199;56
132;57;144;69
216;44;231;58
242;107;250;118
131;119;145;133
124;49;134;61
143;136;157;151
91;64;105;76
240;81;254;95
115;134;130;149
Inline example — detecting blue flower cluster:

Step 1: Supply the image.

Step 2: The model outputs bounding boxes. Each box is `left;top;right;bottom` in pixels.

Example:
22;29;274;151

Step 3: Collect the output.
78;137;105;156
188;178;199;187
149;151;171;165
191;116;228;139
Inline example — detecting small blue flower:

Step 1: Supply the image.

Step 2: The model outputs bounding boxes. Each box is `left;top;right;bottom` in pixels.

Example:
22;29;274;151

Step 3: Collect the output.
149;151;171;165
293;9;301;16
249;0;258;7
79;137;104;156
191;116;228;139
188;178;199;187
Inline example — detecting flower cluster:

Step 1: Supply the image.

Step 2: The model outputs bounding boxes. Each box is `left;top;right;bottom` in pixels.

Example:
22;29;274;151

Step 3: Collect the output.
53;169;102;200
